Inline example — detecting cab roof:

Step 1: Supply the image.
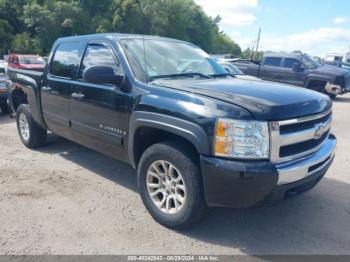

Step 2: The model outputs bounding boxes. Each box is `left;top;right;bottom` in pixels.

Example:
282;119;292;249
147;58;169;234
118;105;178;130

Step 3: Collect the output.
56;33;187;44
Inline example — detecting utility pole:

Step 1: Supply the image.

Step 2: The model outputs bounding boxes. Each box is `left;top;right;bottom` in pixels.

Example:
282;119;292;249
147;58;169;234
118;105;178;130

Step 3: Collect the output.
254;27;261;60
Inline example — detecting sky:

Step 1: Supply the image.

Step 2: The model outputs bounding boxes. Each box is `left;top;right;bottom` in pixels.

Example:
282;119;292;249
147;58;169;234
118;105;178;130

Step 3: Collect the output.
194;0;350;57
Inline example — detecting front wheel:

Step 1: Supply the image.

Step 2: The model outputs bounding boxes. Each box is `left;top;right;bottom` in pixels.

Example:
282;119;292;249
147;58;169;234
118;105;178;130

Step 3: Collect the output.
138;141;207;229
16;104;47;148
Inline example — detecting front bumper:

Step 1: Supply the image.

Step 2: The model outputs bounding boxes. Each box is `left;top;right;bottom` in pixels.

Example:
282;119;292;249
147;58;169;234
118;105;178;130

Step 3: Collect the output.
325;82;350;95
201;134;336;208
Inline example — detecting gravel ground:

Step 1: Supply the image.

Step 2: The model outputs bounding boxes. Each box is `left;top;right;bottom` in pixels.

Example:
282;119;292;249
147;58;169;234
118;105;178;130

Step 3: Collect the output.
0;95;349;255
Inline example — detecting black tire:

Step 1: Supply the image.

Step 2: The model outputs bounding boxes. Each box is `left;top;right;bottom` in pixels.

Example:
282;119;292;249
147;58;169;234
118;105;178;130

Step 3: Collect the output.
138;141;207;229
16;104;47;149
0;103;10;114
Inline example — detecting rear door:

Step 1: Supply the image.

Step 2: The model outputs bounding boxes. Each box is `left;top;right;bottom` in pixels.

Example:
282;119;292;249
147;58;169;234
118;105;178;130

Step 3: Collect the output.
41;41;82;139
280;57;306;86
259;56;284;82
70;40;129;160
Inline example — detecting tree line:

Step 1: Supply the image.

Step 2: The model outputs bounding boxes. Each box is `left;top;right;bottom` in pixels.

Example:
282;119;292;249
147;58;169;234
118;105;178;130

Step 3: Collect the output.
0;0;243;57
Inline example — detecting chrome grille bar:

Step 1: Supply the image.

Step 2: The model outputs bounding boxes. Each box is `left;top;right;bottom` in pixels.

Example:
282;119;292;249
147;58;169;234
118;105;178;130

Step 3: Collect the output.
280;117;332;146
269;109;332;163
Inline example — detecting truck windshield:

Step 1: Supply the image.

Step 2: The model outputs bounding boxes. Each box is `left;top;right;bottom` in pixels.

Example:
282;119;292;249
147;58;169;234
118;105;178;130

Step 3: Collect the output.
302;55;320;69
121;38;227;82
19;56;45;65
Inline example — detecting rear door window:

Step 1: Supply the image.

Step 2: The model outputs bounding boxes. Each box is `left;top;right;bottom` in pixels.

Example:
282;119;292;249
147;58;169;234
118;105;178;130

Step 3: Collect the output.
78;44;120;79
283;58;300;68
264;57;282;67
50;42;81;78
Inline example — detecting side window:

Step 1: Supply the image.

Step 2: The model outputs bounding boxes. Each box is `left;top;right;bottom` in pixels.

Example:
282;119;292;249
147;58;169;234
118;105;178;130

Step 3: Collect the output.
264;57;282;67
50;42;80;78
283;58;300;68
78;44;119;79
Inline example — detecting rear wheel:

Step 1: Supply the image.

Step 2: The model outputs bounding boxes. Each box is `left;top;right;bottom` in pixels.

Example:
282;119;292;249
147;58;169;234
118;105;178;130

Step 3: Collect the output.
138;141;207;229
16;104;47;148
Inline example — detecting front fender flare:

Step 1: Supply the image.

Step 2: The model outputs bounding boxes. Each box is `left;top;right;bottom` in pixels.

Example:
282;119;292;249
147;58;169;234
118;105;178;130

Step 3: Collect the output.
128;111;211;168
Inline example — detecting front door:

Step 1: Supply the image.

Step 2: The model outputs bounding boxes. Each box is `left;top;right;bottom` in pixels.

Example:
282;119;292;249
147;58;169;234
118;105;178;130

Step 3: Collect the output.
70;41;129;160
41;41;82;139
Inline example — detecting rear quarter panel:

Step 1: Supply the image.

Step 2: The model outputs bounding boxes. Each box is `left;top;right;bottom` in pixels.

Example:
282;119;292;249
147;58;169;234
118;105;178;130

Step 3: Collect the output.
233;61;260;77
7;68;46;127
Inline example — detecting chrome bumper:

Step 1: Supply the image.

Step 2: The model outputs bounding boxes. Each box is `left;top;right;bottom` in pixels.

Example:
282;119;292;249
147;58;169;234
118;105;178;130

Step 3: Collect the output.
277;135;336;185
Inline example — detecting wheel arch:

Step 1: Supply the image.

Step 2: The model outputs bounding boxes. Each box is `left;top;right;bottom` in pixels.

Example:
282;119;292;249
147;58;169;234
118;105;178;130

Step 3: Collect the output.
128;112;211;168
305;78;327;92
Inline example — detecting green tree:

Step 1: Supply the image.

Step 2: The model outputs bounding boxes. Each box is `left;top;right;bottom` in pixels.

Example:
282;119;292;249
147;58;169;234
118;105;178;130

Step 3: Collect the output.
240;47;263;61
112;0;146;33
0;0;242;57
0;19;13;55
213;32;241;55
11;32;41;54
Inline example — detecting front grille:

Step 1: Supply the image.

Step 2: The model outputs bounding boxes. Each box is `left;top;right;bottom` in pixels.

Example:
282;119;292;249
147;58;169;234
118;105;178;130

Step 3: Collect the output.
280;130;329;157
279;113;331;134
270;109;332;163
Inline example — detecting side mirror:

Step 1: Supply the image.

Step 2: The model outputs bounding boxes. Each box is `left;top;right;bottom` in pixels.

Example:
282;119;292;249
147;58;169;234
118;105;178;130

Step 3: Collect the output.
292;62;304;71
83;66;125;87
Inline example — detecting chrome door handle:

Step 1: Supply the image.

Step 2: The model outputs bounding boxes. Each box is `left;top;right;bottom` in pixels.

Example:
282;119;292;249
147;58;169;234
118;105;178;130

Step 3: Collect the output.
71;92;85;100
41;86;52;91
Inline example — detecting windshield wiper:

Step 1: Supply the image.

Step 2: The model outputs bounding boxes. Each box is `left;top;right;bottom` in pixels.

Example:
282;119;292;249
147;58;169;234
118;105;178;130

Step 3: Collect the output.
148;72;211;82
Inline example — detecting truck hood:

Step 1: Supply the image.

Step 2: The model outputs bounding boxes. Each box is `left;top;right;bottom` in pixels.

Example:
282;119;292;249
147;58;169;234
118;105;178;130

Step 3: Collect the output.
152;78;331;121
310;64;349;77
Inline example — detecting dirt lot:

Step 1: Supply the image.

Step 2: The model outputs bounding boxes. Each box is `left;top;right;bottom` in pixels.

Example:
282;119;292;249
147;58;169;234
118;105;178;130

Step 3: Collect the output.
0;95;350;255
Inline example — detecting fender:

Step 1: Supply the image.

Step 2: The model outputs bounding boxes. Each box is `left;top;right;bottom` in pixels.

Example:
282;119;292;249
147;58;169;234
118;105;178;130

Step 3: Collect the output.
128;111;211;168
304;78;327;89
305;74;334;87
7;68;47;128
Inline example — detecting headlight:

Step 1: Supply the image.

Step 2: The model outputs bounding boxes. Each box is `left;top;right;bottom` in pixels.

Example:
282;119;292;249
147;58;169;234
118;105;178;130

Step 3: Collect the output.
214;118;270;159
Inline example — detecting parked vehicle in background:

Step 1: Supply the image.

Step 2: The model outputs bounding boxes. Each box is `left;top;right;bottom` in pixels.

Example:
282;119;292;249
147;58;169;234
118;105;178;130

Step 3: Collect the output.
232;52;350;98
7;54;46;71
0;67;10;114
217;59;260;81
324;60;350;72
325;52;350;66
7;34;336;229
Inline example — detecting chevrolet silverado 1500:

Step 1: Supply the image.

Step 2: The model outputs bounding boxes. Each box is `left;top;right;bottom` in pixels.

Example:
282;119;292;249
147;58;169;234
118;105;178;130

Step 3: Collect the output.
7;34;336;228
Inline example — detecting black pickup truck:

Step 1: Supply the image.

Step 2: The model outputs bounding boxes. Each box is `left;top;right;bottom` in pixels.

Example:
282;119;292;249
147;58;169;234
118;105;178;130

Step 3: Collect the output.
232;52;350;98
7;34;336;228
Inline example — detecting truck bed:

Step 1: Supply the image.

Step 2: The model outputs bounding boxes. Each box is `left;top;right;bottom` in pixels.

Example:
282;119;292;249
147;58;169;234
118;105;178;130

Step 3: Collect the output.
231;60;260;77
7;67;43;90
7;67;44;125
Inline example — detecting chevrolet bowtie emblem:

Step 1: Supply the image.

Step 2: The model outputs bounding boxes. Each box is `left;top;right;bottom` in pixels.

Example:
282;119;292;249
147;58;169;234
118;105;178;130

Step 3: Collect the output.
314;123;327;139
